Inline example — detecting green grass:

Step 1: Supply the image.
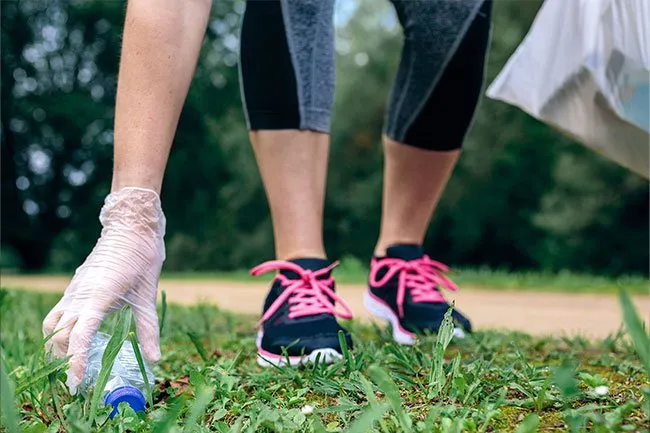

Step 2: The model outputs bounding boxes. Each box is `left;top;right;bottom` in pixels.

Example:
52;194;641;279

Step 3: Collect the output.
158;257;649;294
4;258;649;294
161;256;650;294
1;288;649;433
160;268;649;295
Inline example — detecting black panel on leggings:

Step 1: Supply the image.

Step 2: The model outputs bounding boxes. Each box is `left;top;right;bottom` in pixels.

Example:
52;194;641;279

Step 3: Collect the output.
403;0;492;151
240;0;300;130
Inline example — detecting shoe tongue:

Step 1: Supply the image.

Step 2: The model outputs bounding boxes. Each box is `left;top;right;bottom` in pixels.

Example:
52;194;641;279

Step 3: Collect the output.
280;258;332;280
385;244;424;261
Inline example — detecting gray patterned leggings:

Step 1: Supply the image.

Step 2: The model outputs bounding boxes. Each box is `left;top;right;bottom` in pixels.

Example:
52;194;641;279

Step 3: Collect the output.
239;0;492;151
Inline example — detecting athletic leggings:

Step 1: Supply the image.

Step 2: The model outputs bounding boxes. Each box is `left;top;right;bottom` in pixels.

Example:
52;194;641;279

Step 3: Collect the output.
239;0;492;151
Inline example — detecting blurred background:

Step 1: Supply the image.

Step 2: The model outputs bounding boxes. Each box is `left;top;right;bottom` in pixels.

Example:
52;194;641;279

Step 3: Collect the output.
2;0;648;277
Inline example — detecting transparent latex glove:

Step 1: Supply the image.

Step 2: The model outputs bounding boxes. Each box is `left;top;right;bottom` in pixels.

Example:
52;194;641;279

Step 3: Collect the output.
42;187;166;395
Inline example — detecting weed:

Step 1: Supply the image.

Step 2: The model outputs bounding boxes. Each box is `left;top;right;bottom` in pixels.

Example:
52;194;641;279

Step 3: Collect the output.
1;287;648;432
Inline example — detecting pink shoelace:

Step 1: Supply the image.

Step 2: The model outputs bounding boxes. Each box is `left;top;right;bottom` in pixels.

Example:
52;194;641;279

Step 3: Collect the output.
251;260;354;326
369;256;458;318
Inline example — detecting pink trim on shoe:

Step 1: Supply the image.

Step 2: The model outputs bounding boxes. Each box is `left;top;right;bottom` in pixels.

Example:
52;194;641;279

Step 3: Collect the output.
257;342;303;362
255;331;343;367
369;255;458;318
364;290;416;338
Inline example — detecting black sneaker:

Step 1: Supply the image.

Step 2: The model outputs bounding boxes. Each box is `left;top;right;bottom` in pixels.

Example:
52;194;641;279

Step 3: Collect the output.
364;244;471;344
251;258;354;367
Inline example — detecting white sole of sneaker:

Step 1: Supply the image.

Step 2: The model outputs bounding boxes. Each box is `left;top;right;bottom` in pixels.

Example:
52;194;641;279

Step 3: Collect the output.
363;290;466;344
256;331;344;367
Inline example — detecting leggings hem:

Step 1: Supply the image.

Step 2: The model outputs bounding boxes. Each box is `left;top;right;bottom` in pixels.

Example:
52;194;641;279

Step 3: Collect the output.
248;107;331;133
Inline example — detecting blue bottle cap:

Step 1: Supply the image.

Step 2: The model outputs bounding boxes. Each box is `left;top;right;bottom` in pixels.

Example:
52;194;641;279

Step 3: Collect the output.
104;386;146;418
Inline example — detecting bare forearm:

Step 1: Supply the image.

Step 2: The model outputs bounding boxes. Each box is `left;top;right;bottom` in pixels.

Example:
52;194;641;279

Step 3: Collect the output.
112;0;211;193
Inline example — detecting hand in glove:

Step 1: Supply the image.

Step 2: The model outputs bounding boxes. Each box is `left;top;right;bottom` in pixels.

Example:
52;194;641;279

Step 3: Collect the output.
42;187;166;394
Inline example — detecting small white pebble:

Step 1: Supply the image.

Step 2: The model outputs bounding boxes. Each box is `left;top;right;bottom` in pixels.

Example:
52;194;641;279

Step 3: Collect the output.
594;386;609;396
301;405;314;415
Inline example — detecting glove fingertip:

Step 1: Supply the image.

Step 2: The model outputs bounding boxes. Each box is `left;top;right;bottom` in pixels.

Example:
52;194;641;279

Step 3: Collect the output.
142;340;161;364
42;310;63;338
133;309;161;364
66;365;81;396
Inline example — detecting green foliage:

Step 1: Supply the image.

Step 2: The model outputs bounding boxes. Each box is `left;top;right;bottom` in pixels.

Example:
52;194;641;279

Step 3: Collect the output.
619;290;650;375
88;307;133;424
1;0;648;276
0;350;20;433
428;306;456;398
159;266;649;295
552;363;580;401
514;414;540;433
130;332;154;408
2;288;650;431
14;356;69;395
368;364;411;430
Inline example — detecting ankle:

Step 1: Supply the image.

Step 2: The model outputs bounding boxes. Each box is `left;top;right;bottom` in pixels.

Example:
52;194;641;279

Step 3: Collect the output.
374;238;422;257
373;244;388;257
277;248;327;262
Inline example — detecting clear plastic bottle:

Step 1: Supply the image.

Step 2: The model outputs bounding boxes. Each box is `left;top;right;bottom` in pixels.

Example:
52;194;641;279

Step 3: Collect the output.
80;332;154;418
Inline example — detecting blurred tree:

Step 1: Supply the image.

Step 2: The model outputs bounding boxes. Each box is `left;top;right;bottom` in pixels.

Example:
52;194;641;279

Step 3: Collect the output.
327;0;402;261
1;0;647;276
533;147;649;275
1;0;122;269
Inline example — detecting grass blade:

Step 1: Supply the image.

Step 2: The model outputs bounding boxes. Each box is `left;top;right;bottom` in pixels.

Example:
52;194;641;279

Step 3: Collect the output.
338;330;353;372
515;413;540;433
153;396;186;433
227;350;245;372
358;375;390;433
129;332;153;408
183;386;215;431
49;373;71;432
423;405;442;432
0;352;20;433
553;363;580;402
619;290;650;374
429;305;455;398
159;291;167;334
367;364;411;431
187;332;209;362
228;415;244;433
15;356;69;394
641;386;650;419
345;402;390;433
358;375;381;406
88;307;132;423
310;417;328;433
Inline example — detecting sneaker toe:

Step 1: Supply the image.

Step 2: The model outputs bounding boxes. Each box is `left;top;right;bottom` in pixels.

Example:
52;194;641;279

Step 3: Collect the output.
261;328;353;357
451;309;472;333
406;303;472;335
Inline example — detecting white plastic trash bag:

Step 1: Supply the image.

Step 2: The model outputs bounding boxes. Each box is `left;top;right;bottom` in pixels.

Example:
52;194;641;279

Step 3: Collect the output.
487;0;650;179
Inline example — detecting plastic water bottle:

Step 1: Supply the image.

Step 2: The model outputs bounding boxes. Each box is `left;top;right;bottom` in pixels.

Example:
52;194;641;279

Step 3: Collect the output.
80;332;154;418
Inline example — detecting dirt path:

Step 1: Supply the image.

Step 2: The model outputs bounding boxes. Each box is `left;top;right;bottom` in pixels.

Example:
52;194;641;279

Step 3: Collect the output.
3;275;649;339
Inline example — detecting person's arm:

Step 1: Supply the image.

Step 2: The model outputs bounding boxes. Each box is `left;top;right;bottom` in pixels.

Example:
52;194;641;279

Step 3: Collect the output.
42;0;212;394
112;0;212;194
